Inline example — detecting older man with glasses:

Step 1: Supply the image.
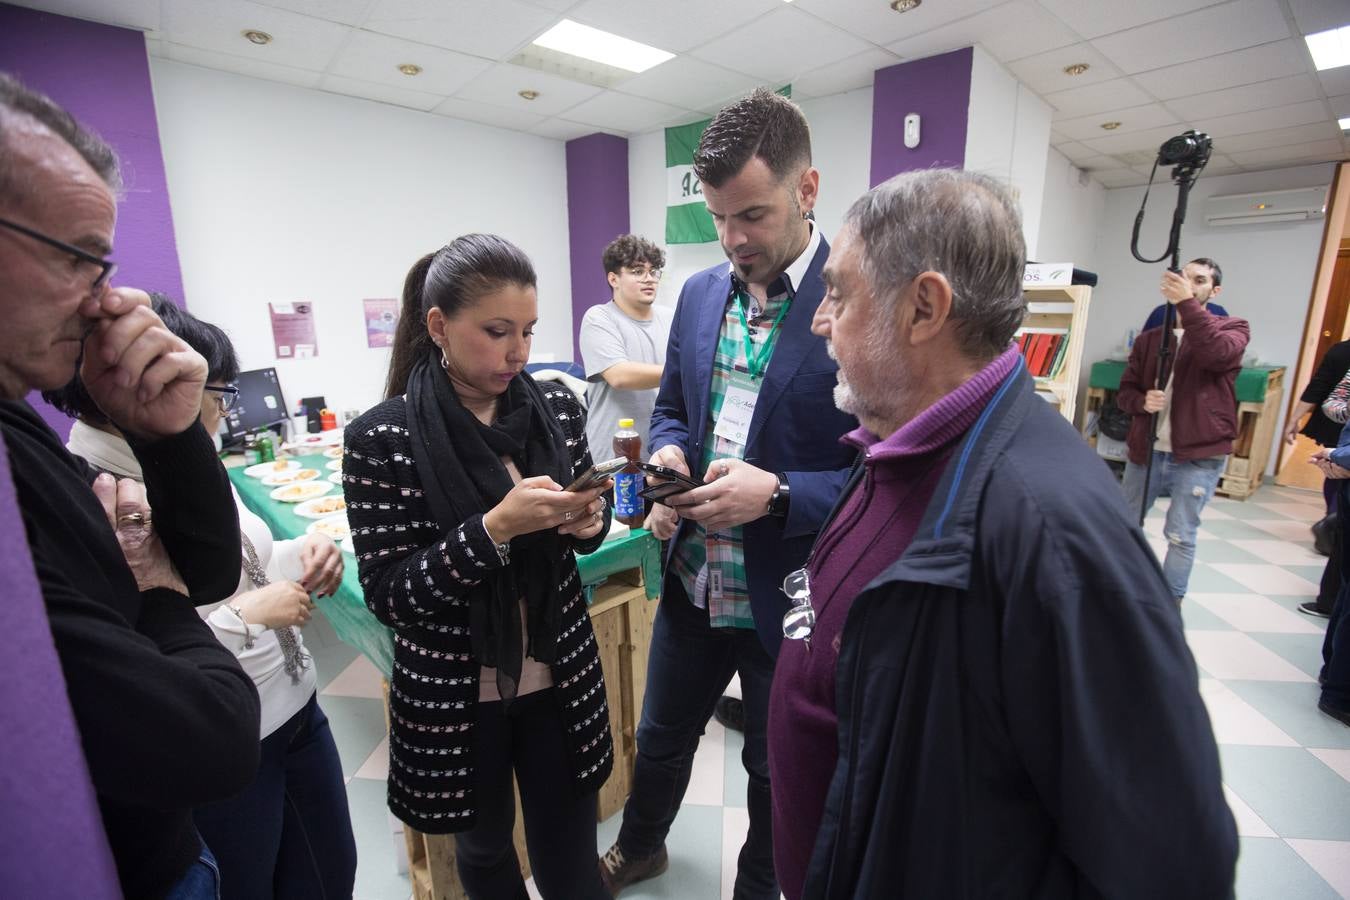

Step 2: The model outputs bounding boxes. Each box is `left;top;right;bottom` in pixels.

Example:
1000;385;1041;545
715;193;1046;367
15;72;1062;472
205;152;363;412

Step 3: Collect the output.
0;72;259;899
767;169;1237;900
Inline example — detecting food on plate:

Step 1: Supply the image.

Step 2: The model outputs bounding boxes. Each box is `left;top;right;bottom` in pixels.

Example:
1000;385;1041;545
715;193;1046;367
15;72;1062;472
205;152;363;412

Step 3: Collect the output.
326;459;342;471
270;482;332;503
323;446;344;459
295;495;347;518
262;468;319;486
244;459;299;478
307;515;350;541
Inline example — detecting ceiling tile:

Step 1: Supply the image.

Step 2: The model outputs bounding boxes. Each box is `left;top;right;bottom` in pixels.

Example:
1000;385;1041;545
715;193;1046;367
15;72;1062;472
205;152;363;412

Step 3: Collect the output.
561;91;694;132
1330;94;1350;119
1006;43;1124;94
453;62;603;117
317;72;444;110
1054;102;1179;141
527;117;611;140
1321;67;1350;97
884;0;1078;64
1193;99;1329;137
790;49;902;99
793;0;1010;48
1090;0;1291;75
566;0;781;54
615;57;764;111
1131;40;1313;99
4;0;161;30
361;0;557;60
162;41;323;88
1214;121;1342;152
430;96;547;131
1080;122;1191;155
1034;0;1227;40
255;0;376;26
1287;0;1350;35
326;29;491;95
1165;73;1324;120
160;0;352;71
690;6;881;84
1227;139;1348;167
1044;78;1155;120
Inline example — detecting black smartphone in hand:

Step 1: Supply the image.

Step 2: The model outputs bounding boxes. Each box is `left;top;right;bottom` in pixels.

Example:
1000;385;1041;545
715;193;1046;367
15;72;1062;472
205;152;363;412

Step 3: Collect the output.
565;456;628;492
638;462;701;506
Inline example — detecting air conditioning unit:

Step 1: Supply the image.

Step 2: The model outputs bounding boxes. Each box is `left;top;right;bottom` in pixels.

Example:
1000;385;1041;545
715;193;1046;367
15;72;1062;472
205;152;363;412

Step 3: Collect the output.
1204;186;1328;227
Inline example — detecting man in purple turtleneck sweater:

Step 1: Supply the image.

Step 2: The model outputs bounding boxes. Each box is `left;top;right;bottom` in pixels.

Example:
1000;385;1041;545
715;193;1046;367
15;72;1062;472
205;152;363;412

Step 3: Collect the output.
768;170;1236;900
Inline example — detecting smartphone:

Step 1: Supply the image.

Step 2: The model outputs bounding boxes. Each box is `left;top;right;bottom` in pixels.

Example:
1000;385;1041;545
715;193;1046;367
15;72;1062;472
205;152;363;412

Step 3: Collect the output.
565;456;628;492
638;462;702;506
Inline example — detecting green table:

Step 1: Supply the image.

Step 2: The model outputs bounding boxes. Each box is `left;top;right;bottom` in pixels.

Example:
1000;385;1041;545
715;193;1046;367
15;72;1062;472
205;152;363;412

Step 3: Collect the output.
228;453;661;676
1089;359;1281;402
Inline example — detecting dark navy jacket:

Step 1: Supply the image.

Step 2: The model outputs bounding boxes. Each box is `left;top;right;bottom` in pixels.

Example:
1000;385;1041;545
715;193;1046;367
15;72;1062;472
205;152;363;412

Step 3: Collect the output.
803;362;1237;899
649;237;857;657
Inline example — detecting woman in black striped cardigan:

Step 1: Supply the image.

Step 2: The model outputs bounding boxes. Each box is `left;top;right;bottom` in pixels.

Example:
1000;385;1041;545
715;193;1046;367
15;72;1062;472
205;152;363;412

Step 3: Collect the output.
346;235;613;899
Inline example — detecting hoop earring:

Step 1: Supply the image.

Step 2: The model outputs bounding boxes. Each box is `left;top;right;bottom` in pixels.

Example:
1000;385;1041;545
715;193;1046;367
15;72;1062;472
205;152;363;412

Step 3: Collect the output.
440;349;451;373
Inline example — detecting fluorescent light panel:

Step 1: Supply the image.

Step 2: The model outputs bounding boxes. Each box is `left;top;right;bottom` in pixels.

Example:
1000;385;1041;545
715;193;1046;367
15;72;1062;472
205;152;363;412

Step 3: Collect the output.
1341;116;1350;131
532;20;674;73
1305;25;1350;71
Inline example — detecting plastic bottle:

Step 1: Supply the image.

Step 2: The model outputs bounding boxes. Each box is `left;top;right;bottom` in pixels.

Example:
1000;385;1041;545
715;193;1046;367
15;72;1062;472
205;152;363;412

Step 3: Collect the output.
243;432;260;466
258;431;276;463
612;418;644;528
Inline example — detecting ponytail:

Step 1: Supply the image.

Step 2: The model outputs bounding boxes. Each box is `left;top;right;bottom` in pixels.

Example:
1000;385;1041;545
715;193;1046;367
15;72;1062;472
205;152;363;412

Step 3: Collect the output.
384;252;436;399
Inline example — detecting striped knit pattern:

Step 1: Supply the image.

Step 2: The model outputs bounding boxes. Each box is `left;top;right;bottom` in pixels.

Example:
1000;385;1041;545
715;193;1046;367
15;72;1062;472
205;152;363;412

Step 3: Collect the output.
344;384;613;834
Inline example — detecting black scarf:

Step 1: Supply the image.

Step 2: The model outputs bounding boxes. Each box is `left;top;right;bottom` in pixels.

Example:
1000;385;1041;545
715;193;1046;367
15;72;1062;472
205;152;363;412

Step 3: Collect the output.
405;353;571;702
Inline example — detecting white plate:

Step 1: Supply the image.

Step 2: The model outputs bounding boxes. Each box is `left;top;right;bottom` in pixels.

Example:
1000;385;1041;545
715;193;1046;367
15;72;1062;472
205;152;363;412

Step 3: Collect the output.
328;472;343;484
294;494;347;519
306;514;350;541
269;481;332;503
281;431;342;451
323;446;344;459
325;458;342;471
340;536;355;555
244;459;298;478
261;467;320;486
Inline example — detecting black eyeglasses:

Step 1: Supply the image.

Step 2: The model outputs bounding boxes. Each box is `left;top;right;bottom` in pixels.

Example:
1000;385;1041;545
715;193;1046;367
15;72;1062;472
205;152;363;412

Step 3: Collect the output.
0;216;117;291
204;385;239;412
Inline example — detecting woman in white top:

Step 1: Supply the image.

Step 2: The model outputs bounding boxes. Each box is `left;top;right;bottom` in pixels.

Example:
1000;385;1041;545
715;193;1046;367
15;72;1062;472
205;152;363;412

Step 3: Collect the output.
47;296;356;900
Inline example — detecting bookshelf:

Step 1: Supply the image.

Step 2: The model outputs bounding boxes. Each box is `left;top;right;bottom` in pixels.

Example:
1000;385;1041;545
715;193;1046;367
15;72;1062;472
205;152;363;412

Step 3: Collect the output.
1017;284;1092;425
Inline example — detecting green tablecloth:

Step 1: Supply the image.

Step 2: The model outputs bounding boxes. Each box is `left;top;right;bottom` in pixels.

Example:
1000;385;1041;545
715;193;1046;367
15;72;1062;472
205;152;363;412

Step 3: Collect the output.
1089;359;1282;402
228;453;661;677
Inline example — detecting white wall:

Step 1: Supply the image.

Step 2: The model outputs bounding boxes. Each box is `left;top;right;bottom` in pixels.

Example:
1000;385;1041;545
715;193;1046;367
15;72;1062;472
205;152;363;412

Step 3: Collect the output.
627;86;876;307
1079;162;1337;473
1037;148;1107;268
150;60;573;416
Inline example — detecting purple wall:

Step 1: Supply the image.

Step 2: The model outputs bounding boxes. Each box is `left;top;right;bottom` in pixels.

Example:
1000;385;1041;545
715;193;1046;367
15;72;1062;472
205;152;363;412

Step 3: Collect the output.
0;3;184;439
0;427;121;897
870;47;973;187
565;133;630;363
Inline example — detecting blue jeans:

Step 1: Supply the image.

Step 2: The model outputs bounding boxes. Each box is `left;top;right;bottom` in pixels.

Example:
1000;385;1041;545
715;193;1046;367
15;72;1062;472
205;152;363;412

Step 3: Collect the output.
193;694;356;900
1122;452;1226;600
618;580;779;900
164;840;220;900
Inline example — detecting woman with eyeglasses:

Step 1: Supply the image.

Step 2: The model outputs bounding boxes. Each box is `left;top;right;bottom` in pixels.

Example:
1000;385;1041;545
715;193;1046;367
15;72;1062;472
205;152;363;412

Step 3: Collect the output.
347;235;613;899
45;294;356;900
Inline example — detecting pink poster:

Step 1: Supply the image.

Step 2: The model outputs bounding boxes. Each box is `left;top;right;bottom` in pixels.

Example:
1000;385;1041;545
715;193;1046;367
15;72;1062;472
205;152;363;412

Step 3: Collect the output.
269;302;318;359
364;298;399;349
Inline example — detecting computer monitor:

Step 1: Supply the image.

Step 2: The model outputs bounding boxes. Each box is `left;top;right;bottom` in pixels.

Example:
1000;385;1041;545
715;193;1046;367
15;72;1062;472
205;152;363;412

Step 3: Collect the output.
222;367;289;444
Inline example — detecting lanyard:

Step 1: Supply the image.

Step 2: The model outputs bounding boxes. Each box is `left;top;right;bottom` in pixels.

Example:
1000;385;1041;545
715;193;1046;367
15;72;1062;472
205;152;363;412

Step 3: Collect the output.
734;289;792;380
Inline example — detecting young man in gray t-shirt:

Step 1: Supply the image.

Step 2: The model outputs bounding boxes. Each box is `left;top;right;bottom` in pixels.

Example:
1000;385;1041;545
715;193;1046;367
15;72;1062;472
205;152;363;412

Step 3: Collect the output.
579;234;673;459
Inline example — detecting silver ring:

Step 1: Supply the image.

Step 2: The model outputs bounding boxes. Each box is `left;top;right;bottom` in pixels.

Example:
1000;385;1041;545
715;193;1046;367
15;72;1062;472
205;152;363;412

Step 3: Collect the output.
564;510;574;521
117;512;147;526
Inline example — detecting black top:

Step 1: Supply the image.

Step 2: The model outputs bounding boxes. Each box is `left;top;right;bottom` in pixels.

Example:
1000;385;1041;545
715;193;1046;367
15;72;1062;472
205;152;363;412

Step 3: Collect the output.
0;401;259;899
1300;340;1350;447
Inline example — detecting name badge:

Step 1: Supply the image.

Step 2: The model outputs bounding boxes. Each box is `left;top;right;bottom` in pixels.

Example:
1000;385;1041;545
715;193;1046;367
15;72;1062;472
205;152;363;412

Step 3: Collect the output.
714;371;759;446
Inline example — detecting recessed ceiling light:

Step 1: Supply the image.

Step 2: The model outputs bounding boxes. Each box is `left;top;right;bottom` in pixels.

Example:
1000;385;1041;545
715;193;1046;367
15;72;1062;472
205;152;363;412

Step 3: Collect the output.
1341;116;1350;131
1100;121;1121;130
243;30;272;45
397;64;422;76
1063;63;1090;76
891;0;921;11
518;89;540;101
531;20;673;73
1305;25;1350;71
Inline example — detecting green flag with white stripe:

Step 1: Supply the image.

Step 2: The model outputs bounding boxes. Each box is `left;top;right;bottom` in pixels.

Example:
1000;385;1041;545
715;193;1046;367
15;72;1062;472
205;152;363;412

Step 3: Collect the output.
664;86;790;245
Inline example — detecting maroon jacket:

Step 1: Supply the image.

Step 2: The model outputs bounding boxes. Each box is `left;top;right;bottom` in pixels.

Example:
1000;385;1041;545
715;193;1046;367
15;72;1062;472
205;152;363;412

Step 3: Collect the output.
1117;298;1250;465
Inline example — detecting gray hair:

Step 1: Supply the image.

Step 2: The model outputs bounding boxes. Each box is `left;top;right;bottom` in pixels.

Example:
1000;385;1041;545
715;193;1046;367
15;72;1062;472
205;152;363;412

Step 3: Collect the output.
844;168;1026;361
0;72;121;205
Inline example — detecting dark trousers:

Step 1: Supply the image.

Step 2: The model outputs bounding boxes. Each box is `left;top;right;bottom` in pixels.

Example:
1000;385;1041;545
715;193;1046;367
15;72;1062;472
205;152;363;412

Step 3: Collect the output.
1315;514;1342;615
193;693;356;900
454;688;608;900
1323;484;1350;712
617;580;779;900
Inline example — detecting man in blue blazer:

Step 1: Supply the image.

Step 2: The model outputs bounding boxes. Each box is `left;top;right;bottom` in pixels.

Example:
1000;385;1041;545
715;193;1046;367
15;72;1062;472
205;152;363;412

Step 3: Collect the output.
598;89;857;898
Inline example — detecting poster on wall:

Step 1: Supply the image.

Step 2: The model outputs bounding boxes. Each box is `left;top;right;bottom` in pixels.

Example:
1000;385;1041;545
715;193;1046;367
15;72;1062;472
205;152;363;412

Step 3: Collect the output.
664;85;790;245
269;302;318;359
364;298;399;349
